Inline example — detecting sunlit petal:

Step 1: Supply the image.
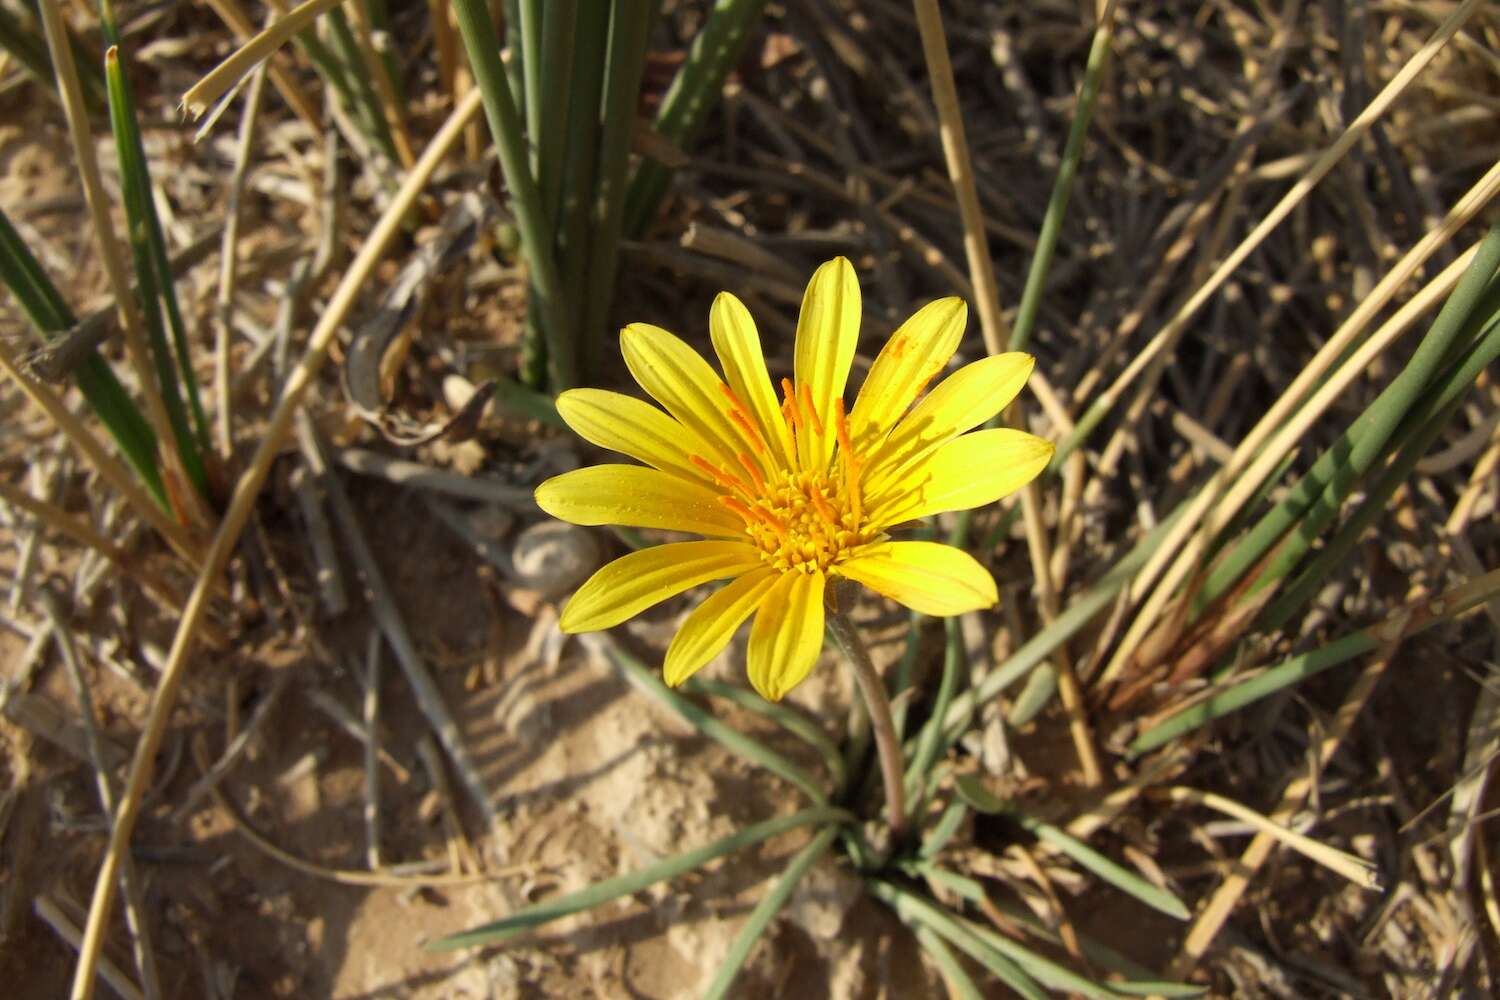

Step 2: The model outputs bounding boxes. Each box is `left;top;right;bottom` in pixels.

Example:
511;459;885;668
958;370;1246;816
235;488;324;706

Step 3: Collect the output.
849;297;967;451
620;323;756;468
663;567;779;686
560;541;762;632
746;571;826;701
535;465;744;537
833;541;997;616
863;352;1034;493
710;292;794;469
867;428;1054;526
792;257;860;470
555;388;713;485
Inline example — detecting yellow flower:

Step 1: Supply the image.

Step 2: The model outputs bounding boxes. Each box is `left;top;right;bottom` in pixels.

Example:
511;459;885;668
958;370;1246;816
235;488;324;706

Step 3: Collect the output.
536;257;1053;701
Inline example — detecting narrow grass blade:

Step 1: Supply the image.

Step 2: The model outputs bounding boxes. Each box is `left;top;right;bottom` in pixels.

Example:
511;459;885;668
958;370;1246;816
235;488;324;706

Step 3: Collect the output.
1258;301;1500;633
918;799;967;859
622;0;770;236
588;634;828;803
426;806;849;950
915;925;985;1000
938;505;1188;748
535;0;577;221
1009;7;1115;352
323;5;399;161
517;0;543;164
1131;566;1500;753
906;616;965;806
1198;220;1500;608
0;208;163;503
104;47;210;500
701;823;840;999
578;0;653;376
1007;806;1190;921
687;676;846;792
916;865;1206;998
555;7;609;379
868;879;1050;1000
451;0;576;388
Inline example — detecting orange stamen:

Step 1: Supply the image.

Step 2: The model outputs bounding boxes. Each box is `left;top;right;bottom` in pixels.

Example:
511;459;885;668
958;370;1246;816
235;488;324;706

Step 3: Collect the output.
719;384;767;455
800;382;825;436
834;398;862;525
690;454;751;497
780;378;802;430
718;496;759;528
736;452;766;493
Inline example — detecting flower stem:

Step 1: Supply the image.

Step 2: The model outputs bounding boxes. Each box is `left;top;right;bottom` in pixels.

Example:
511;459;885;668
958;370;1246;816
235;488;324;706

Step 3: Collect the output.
826;593;907;840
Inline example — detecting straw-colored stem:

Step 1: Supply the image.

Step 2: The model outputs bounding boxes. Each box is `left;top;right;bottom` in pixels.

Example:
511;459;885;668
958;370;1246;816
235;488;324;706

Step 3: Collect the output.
911;0;1007;354
0;341;200;568
827;599;907;840
1053;0;1484;472
0;482;184;611
215;63;267;460
196;0;321;131
1097;152;1500;688
67;87;484;1000
183;0;341;118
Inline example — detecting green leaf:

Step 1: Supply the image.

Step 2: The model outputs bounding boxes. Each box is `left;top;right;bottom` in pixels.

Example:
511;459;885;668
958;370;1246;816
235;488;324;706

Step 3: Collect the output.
426;806;850;950
701;823;840;999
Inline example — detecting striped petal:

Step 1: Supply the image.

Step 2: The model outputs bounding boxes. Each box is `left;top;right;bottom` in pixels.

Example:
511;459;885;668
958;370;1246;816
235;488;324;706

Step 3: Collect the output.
555;388;712;486
867;428;1054;526
663;566;779;686
535;465;743;537
849;297;967;452
620;323;758;468
864;352;1034;494
792;258;860;470
560;541;762;632
833;541;997;616
710;292;794;469
746;571;826;701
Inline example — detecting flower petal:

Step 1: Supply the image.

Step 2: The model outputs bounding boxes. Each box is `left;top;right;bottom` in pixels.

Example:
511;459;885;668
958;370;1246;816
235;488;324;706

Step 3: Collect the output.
746;571;825;701
849;296;967;451
863;352;1035;494
555;388;713;485
792;257;860;470
867;428;1054;526
710;292;794;470
560;541;762;632
663;566;779;686
834;541;997;616
535;465;743;537
620;323;757;469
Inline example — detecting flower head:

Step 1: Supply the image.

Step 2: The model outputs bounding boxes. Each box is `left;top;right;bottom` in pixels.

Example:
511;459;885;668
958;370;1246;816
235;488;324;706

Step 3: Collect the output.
536;258;1053;700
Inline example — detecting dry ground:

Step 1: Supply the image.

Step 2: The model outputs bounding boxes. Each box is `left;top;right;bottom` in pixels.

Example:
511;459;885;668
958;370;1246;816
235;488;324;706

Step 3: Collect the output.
2;1;1499;997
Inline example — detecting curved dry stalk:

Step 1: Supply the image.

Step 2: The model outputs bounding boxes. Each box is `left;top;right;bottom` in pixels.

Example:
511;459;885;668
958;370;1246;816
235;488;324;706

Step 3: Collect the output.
910;0;1008;355
67;87;484;1000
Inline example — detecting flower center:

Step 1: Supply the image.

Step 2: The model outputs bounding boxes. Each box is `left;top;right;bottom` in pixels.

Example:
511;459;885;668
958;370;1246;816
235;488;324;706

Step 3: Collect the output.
693;379;868;573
